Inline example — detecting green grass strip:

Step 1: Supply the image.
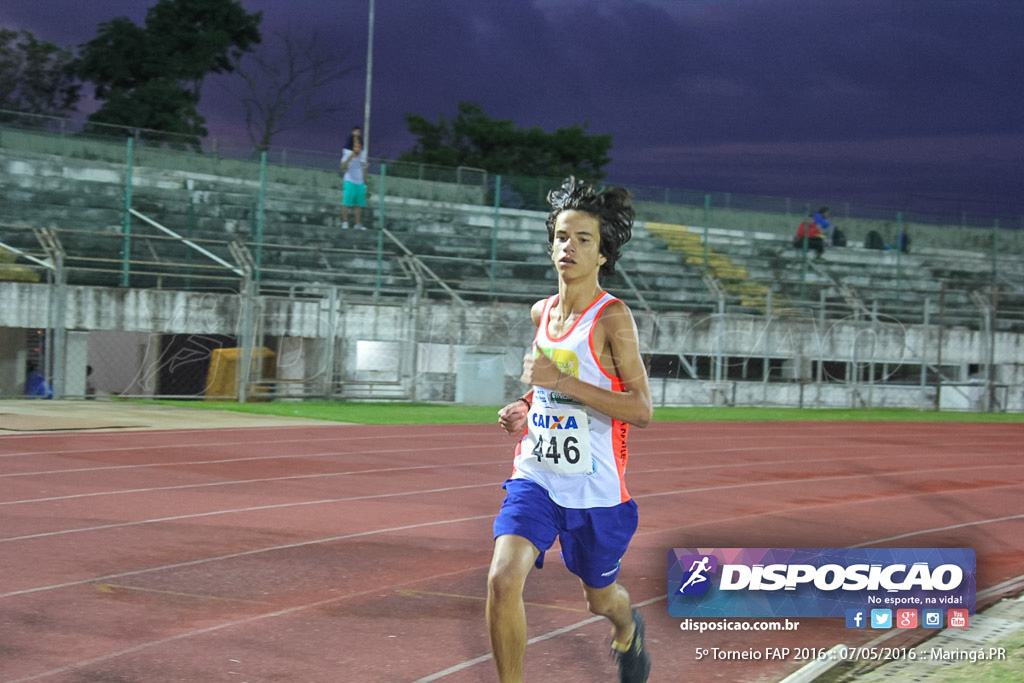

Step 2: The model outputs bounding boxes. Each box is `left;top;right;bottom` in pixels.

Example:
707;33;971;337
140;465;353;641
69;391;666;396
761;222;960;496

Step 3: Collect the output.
147;400;1024;425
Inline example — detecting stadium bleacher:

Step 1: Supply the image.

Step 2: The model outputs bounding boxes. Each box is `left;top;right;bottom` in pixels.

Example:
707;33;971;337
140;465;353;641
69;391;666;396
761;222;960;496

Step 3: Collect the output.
2;144;1022;332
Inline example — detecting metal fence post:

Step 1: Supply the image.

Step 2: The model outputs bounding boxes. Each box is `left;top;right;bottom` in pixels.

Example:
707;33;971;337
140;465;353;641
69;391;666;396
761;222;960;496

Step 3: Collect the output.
850;307;861;405
921;297;930;396
714;294;725;386
817;290;826;402
378;162;387;229
868;300;878;408
254;151;266;281
375;163;387;296
185;179;195;288
987;287;999;412
935;283;946;410
323;286;340;397
237;279;252;403
896;211;903;291
992;218;999;284
491;174;501;293
54;250;67;399
121;137;133;287
702;194;711;275
35;228;66;398
763;290;772;407
799;238;809;300
982;293;992;412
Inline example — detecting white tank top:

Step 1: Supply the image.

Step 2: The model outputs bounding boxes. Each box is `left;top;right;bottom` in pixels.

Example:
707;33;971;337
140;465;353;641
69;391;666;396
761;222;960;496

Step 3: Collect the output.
511;292;631;508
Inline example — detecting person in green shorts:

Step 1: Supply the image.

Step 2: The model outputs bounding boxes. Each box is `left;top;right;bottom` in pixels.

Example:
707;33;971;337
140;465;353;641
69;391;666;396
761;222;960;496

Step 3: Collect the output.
340;126;367;229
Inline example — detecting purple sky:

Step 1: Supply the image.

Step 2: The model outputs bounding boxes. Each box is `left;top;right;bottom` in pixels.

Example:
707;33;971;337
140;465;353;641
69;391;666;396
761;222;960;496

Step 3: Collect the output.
2;0;1022;219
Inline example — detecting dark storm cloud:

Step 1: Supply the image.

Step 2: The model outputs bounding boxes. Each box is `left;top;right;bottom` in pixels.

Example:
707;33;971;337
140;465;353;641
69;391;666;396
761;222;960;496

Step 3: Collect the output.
1;0;1021;215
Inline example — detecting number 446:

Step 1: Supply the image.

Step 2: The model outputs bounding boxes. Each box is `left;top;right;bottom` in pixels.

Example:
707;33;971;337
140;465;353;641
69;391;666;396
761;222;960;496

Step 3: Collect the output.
532;436;580;464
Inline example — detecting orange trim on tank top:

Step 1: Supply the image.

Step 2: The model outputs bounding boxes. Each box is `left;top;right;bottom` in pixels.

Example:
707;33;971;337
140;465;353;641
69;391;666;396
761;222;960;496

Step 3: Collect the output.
540;292;609;343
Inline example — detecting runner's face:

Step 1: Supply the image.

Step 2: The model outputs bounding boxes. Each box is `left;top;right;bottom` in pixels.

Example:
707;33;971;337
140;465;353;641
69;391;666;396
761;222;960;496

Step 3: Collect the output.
552;210;606;279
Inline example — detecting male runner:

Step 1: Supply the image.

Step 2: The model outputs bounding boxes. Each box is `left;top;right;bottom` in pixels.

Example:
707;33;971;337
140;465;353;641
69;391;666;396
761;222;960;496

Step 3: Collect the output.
487;177;652;682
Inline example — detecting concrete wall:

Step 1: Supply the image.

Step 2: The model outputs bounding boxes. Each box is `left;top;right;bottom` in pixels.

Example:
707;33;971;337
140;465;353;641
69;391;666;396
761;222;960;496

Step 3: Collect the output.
2;281;1021;409
0;327;27;396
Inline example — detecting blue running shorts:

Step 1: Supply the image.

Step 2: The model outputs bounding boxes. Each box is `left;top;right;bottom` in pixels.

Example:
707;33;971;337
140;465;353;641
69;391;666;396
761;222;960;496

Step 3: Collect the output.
493;478;638;588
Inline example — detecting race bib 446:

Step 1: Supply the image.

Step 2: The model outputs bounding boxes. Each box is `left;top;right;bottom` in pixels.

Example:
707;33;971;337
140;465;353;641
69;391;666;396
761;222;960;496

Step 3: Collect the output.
525;406;592;475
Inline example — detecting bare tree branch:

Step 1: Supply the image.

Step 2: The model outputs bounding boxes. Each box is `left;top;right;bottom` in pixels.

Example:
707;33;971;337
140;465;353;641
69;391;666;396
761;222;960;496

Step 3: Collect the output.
225;28;356;152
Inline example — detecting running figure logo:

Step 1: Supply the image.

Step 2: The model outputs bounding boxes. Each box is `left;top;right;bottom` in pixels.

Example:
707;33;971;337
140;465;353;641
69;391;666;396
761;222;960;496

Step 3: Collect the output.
676;554;718;596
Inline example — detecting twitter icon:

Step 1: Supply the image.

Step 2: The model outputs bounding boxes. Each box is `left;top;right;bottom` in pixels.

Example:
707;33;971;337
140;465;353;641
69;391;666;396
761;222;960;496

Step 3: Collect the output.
870;609;893;629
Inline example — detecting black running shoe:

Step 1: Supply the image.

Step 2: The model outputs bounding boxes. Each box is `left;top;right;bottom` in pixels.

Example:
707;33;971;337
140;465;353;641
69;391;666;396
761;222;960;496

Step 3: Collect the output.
613;608;650;682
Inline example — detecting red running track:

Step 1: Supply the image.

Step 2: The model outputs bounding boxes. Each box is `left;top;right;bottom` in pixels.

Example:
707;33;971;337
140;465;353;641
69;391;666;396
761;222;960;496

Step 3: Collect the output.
1;421;1023;682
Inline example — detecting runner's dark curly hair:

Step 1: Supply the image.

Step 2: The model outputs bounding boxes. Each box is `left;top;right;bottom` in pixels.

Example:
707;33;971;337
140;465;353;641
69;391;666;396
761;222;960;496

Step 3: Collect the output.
545;176;634;278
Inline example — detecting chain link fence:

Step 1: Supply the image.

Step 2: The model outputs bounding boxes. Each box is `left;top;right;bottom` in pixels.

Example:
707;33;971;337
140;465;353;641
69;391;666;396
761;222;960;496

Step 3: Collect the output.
2;112;1023;410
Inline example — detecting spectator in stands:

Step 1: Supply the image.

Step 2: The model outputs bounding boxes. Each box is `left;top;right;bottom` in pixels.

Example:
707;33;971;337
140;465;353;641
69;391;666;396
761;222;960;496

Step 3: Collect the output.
794;215;826;259
831;227;848;247
340;125;367;230
343;125;361;153
814;206;836;244
898;231;911;254
25;364;52;399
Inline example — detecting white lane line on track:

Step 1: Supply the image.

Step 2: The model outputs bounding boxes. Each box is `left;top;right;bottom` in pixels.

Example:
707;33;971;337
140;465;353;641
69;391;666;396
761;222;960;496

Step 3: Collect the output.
0;422;341;435
0;432;748;466
0;442;492;477
0;513;495;600
4;425;1022;680
3;458;1022;541
2;562;488;683
4;443;1015;506
412;513;1024;682
7;492;1023;680
0;420;889;448
638;463;1024;501
0;459;503;506
2;425;1014;459
0;426;502;458
3;436;1017;480
0;482;498;543
413;593;668;682
4;463;1022;585
636;488;1024;544
864;515;1024;544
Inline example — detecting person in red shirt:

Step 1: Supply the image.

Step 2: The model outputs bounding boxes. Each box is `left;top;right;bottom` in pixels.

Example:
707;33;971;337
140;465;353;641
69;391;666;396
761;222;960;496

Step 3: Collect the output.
793;215;825;258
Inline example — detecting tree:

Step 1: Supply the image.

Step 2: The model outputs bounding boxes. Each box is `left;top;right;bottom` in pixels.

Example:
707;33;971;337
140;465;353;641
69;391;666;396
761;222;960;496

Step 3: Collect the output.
226;29;356;152
75;0;261;147
0;28;80;123
399;101;613;180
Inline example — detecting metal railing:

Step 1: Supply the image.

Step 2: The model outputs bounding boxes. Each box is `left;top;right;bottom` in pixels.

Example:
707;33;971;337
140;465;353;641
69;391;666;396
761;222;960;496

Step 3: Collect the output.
3;108;1022;230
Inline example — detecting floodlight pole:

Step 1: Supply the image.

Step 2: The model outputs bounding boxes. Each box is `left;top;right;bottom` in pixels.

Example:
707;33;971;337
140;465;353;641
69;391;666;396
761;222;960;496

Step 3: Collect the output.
363;0;375;158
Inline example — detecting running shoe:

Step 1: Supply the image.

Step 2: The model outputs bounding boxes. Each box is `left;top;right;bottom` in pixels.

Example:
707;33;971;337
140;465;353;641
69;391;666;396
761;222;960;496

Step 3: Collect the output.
613;608;650;682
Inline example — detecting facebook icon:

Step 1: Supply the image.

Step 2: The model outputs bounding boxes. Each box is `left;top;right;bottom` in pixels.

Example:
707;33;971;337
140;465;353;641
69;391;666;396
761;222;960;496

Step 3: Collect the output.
845;609;867;629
